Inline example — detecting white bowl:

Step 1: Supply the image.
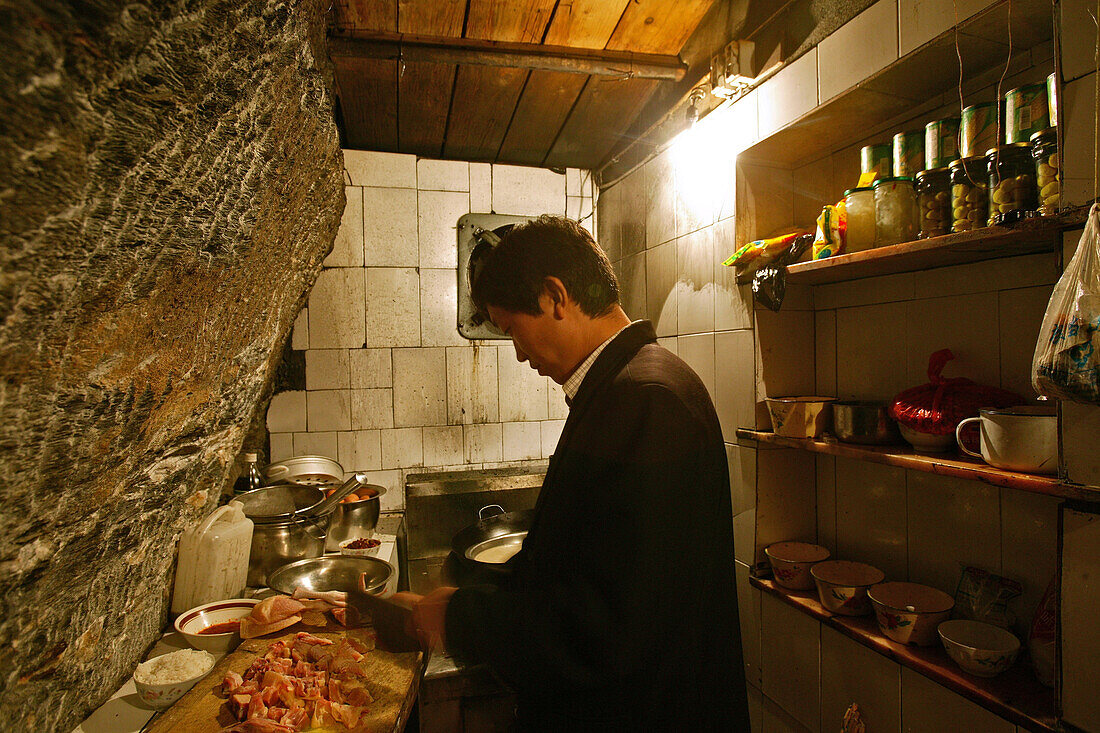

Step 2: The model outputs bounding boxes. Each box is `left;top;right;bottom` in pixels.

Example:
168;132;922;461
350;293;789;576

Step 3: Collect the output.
938;619;1020;677
133;649;216;710
339;536;383;557
898;424;956;453
174;598;258;654
868;582;955;646
811;560;885;616
764;542;831;590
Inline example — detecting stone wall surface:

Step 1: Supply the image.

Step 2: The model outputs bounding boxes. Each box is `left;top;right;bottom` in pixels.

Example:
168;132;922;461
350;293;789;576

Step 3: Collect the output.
0;1;343;730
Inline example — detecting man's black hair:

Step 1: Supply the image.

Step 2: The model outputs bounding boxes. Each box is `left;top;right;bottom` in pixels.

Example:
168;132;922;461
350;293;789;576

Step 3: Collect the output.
471;215;620;318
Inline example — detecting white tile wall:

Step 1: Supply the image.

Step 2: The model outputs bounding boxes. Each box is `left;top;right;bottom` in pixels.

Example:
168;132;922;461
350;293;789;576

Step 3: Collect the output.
646;240;678;337
900;667;1015;732
308;269;365;349
363;268;420;348
835;458;908;580
540;419;565;458
350;389;393;430
1061;72;1099;207
492;164;567;216
470;163;492;212
818;0;899;103
1060;0;1100;82
761;592;821;731
645;149;677;249
715;329;756;442
422;425;464;468
464;423;503;463
676;227;715;335
343;150;417;188
293;431;338;460
337;430;381;472
447;346;499;424
502;422;542;461
268;391;307;433
497;344;548;422
381;427;423;468
417;190;468;269
350;348;392;389
292;309;308;350
417;158;469;192
363;187;418;267
757;48;819;139
306;349;350;390
820;626;901;732
327;187;364;268
619;166;647;258
898;0;996;56
735;561;762;686
392;348;447;427
307;389;351;432
677;332;716;399
419;269;465;348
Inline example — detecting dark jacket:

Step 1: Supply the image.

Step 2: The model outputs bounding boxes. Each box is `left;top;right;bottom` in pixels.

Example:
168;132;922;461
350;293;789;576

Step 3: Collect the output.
446;321;749;731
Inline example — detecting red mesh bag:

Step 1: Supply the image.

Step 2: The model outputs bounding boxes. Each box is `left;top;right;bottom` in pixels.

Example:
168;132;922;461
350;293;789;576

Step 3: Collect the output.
890;349;1024;435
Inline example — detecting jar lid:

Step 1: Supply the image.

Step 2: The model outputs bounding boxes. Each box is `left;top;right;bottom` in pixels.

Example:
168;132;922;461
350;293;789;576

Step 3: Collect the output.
1029;126;1057;143
843;186;873;196
984;142;1032;157
871;176;914;187
915;167;950;180
949;155;985;169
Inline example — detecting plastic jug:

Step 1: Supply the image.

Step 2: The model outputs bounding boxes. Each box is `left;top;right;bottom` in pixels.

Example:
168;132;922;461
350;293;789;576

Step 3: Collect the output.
171;501;254;614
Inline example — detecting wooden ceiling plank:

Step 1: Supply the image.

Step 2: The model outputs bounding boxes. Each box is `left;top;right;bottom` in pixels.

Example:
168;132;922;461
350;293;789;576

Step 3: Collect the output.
334;57;399;151
328;34;687;80
398;0;465;35
465;0;557;43
605;0;716;54
443;66;529;161
398;62;455;158
543;0;632;49
334;0;398;33
497;70;589;166
545;77;660;169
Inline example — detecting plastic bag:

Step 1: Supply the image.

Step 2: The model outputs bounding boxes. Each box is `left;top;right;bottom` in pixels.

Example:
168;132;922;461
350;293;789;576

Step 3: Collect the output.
1032;204;1100;404
722;232;805;284
812;202;847;260
891;349;1023;434
953;565;1021;629
751;234;815;312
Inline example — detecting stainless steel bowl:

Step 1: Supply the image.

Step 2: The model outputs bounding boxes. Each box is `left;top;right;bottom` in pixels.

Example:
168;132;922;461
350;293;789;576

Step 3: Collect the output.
324;485;387;552
832;401;901;445
266;555;393;596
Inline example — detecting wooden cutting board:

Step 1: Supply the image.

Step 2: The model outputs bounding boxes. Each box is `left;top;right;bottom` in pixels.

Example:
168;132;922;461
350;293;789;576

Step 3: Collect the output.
147;621;423;733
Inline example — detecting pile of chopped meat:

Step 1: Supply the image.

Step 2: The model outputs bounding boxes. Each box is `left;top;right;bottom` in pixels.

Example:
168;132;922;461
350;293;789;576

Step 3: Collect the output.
220;631;376;732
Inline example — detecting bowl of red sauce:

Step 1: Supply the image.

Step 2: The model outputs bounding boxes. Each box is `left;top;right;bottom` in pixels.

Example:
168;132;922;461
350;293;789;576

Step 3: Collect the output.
174;598;258;654
339;536;382;557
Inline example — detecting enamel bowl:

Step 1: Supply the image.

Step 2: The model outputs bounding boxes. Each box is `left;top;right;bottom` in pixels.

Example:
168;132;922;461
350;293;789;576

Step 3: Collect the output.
810;560;885;616
938;619;1020;677
133;649;216;710
174;598;257;654
868;581;955;646
764;542;831;591
765;397;836;439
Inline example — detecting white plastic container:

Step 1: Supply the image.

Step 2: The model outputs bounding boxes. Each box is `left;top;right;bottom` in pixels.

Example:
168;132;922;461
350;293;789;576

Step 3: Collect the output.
170;501;254;614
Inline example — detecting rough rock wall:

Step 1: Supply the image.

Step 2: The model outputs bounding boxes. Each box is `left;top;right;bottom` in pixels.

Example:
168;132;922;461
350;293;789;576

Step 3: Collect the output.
0;1;344;729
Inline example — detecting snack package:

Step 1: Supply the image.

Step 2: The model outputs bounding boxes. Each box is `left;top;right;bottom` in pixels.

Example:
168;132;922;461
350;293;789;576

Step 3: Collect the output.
953;565;1022;629
1032;204;1100;404
891;349;1024;435
751;234;815;311
812;202;847;260
722;232;804;282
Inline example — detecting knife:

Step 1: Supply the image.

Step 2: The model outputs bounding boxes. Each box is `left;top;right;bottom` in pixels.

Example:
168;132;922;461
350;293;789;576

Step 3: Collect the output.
345;576;422;653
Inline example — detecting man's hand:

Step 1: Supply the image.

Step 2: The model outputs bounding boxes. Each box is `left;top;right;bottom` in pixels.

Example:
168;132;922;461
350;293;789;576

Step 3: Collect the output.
392;587;458;652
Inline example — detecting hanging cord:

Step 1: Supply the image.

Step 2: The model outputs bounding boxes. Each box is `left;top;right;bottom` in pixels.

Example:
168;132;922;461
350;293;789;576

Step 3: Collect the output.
1093;0;1099;200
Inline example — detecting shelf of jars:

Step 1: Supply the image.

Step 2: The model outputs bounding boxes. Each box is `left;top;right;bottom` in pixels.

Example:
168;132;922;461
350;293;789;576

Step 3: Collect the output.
734;428;1100;503
749;577;1056;732
783;205;1090;286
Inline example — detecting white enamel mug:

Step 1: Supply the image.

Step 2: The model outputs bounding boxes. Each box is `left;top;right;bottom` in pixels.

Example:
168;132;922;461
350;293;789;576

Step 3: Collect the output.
955;406;1058;474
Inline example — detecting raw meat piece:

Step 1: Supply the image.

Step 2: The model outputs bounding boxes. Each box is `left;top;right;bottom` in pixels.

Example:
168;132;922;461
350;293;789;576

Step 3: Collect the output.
223;671;244;694
296;599;338;613
218;720;294;732
299;610;327;626
252;596;307;624
279;708;310;731
331;607;348;626
240;614;302;640
292;587;347;607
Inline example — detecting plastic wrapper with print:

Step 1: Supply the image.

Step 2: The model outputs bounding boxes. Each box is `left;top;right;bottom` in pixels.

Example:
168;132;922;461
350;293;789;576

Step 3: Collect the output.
1032;204;1100;404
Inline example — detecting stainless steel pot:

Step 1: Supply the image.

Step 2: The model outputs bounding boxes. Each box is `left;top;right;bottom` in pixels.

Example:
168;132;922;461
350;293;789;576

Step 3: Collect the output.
325;485;387;551
262;454;343;487
832;401;901;445
451;505;533;573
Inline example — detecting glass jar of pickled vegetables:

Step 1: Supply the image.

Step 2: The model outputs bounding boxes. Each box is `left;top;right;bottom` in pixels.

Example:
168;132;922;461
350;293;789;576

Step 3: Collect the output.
986;143;1038;225
1030;127;1059;215
915;168;951;238
949;156;989;232
843;187;875;252
872;176;919;247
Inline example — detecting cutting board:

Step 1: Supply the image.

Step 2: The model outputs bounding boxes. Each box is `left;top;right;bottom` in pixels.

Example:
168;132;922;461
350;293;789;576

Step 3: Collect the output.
147;621;423;733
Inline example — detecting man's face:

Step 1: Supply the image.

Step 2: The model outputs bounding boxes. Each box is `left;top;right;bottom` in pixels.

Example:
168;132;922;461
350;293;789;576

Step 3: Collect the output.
487;300;574;385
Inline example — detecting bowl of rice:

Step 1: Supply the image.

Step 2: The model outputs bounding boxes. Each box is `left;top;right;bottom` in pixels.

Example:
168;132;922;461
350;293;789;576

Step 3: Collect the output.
133;648;215;710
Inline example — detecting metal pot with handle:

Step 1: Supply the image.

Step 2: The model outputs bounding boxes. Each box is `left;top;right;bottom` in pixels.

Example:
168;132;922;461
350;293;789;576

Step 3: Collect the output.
238;473;367;586
451;504;533;573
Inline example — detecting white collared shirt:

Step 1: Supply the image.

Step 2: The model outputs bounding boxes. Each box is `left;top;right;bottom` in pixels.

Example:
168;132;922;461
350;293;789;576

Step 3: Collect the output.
562;323;632;404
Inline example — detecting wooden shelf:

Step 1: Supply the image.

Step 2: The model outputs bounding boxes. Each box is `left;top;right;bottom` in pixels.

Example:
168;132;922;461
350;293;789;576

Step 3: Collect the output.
735;429;1100;503
782;207;1090;285
750;577;1056;732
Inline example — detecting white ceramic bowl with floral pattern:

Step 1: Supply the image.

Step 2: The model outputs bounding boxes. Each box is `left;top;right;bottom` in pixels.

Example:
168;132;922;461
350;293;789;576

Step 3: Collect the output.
938;619;1020;677
764;541;831;590
810;560;885;616
133;649;216;710
868;581;955;646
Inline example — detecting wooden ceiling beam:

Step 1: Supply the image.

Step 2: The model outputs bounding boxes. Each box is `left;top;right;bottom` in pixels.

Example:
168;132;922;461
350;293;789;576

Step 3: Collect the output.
328;32;687;81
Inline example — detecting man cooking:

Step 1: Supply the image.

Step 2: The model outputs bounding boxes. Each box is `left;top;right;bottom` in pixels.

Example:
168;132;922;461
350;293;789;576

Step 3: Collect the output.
395;215;749;731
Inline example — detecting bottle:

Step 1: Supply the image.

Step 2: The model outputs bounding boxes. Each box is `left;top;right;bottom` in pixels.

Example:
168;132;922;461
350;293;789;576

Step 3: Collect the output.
170;501;255;613
234;452;263;495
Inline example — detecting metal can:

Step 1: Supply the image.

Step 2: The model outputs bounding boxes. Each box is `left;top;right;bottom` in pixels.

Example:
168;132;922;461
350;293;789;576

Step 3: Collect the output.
1005;83;1048;143
1031;127;1059;215
893;130;925;178
986;143;1038;225
1047;72;1058;127
925;118;960;169
915;168;951;238
861;144;892;177
961;102;998;158
948;156;989;233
